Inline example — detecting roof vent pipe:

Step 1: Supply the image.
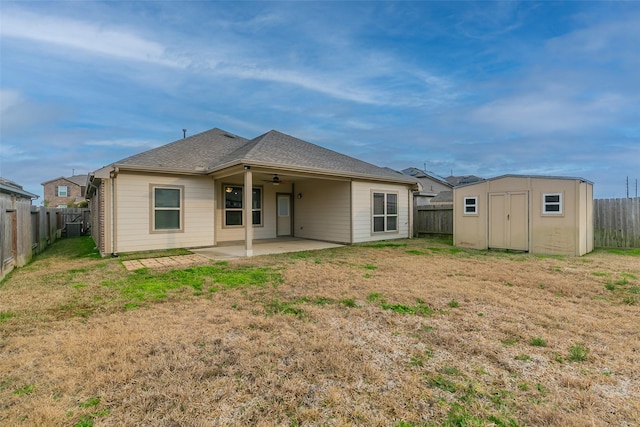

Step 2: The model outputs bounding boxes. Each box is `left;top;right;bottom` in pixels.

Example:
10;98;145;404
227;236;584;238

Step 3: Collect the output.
183;129;187;139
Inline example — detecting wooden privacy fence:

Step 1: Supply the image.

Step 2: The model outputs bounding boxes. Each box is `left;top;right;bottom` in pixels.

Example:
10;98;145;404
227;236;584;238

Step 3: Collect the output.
415;205;453;237
594;197;640;248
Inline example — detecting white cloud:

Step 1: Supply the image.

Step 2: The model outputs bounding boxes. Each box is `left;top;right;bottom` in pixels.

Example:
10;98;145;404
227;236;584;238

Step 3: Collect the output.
0;9;183;68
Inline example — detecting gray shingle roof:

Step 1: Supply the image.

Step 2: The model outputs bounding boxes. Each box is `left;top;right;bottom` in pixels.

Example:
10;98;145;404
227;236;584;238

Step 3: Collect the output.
115;128;248;171
110;128;415;183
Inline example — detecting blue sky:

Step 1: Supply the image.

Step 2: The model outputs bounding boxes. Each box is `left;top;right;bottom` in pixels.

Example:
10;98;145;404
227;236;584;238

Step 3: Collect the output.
1;1;639;200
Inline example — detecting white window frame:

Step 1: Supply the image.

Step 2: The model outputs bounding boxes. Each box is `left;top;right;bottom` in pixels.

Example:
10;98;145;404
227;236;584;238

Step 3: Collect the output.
372;191;398;233
150;185;184;233
223;185;263;227
463;196;478;215
57;186;68;197
542;192;563;215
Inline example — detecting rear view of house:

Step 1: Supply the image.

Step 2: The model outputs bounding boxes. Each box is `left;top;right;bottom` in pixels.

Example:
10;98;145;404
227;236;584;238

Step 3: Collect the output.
86;128;418;256
454;175;594;256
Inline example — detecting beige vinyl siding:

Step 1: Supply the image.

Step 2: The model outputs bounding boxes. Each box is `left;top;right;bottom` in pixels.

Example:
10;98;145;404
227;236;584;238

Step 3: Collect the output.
351;181;411;243
294;179;351;243
216;181;279;243
113;173;214;253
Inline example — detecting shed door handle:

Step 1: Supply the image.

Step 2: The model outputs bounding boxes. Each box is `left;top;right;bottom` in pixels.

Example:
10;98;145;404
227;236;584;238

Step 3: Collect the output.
507;214;510;221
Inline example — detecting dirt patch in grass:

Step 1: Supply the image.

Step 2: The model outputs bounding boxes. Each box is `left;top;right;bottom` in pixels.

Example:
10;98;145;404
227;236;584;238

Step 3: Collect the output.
1;237;639;426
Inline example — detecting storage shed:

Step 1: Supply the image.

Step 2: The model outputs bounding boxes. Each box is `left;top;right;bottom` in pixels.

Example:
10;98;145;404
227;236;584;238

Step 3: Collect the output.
453;175;593;256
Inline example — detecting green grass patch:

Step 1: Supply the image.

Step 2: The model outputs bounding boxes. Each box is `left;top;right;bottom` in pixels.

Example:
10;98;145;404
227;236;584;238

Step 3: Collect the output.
621;272;638;280
605;282;616;291
0;311;16;322
501;337;520;347
340;298;357;308
313;296;334;305
103;264;282;304
363;264;378;270
366;292;382;302
441;366;461;376
514;354;531;361
33;236;101;260
614;277;630;286
361;242;407;248
405;249;428;255
428;247;463;254
13;384;34;395
447;299;459;308
381;299;434;317
597;247;640;256
264;299;306;318
529;337;547;347
567;343;589;362
79;397;101;408
427;374;457;393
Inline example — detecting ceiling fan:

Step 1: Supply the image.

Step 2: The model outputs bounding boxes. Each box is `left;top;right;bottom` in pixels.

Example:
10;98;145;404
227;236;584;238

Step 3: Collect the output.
262;174;287;185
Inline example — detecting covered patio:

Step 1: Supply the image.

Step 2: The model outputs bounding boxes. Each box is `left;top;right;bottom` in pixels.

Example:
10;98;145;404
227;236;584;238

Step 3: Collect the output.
192;237;344;260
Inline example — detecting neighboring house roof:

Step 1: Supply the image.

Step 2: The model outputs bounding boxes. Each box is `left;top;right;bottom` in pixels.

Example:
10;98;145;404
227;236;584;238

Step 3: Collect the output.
402;167;452;188
402;167;453;195
41;175;88;186
67;175;88;186
97;127;417;185
445;175;483;186
430;190;453;204
0;177;38;199
453;174;593;189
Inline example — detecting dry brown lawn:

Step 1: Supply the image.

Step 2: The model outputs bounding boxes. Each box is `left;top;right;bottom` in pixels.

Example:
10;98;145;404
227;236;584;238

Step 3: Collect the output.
1;237;639;426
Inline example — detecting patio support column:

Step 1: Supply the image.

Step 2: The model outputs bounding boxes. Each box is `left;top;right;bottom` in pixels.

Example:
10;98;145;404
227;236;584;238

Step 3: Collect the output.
244;165;253;256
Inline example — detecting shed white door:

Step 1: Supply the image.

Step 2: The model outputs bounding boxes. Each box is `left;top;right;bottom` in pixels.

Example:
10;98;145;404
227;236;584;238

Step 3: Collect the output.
277;194;292;236
489;192;528;251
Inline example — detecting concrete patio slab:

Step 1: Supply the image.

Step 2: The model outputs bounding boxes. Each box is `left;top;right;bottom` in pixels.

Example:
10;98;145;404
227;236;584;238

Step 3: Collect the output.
191;238;343;260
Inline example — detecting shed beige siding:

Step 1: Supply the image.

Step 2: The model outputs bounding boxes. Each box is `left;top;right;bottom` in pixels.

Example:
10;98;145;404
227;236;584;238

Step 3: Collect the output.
112;173;215;253
454;176;593;256
351;181;411;243
293;179;351;244
453;182;489;249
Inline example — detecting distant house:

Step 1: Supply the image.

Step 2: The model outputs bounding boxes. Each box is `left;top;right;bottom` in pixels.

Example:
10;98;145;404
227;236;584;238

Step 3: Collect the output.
42;175;87;207
453;175;594;256
1;177;38;280
86;128;419;256
402;167;453;206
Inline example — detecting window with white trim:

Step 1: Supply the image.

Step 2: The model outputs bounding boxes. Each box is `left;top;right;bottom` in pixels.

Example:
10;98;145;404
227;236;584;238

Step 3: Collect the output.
464;196;478;214
372;192;398;232
543;193;562;214
224;185;262;226
57;186;68;197
152;186;182;231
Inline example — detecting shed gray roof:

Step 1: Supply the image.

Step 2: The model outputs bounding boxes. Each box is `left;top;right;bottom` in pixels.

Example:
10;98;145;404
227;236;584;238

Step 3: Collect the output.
454;174;593;188
107;128;415;183
0;177;38;199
